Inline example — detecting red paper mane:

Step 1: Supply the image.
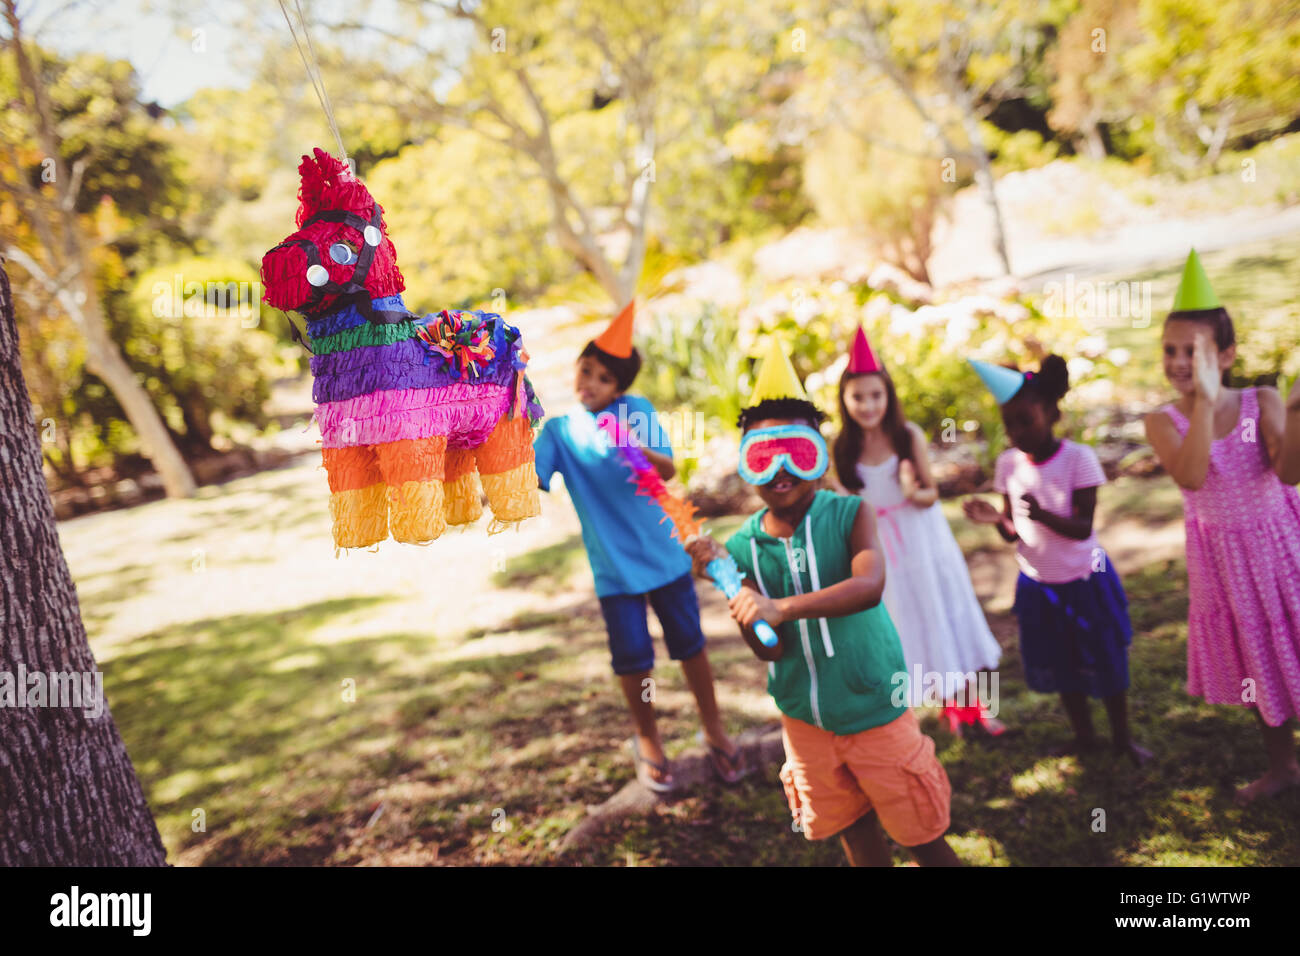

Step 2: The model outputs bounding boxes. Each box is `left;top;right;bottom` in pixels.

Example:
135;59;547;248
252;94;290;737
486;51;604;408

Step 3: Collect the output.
261;147;405;314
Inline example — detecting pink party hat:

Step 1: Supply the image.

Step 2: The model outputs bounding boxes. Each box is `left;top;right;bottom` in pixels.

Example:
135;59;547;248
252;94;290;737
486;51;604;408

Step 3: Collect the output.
847;325;883;374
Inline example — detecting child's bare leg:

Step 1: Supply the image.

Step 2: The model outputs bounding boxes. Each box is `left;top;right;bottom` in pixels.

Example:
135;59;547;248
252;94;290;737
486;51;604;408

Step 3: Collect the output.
617;671;671;786
908;835;961;867
1051;692;1099;756
1235;714;1300;806
839;811;892;867
1102;692;1152;764
679;650;738;764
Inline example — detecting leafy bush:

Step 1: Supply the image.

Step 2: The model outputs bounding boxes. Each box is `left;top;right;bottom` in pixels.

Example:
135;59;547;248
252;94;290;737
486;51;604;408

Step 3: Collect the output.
123;257;296;454
1220;132;1300;207
1234;304;1300;386
803;103;949;283
638;303;752;485
986;125;1061;175
640;269;1128;473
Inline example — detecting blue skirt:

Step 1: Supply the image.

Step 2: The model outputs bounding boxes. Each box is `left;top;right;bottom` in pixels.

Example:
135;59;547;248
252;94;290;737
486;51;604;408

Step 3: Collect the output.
1013;563;1132;698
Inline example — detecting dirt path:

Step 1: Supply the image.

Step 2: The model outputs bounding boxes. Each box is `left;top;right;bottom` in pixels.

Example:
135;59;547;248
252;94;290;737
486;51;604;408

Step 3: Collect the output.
1020;207;1300;285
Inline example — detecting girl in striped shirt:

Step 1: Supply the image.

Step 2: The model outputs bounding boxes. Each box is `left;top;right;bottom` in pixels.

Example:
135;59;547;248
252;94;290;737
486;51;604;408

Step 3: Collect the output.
963;355;1151;763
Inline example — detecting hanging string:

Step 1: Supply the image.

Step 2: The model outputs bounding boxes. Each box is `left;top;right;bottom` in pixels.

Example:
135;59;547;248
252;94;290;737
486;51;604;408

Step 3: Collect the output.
277;0;349;168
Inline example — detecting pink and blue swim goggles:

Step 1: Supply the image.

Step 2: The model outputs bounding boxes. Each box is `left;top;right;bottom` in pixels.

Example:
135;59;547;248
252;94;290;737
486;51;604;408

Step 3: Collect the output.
738;424;829;485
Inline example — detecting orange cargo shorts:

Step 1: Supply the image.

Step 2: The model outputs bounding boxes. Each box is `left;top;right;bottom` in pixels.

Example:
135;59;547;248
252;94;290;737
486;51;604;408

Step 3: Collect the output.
778;709;951;846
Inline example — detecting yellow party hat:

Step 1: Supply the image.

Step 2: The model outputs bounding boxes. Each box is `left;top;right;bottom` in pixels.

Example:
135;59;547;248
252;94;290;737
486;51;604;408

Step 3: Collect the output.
748;337;808;404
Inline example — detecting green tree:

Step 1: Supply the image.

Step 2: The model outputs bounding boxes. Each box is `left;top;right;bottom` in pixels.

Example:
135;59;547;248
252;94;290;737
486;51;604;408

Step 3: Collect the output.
820;0;1068;275
803;95;947;283
0;2;195;496
364;134;568;308
1049;0;1300;168
1047;0;1144;159
1127;0;1300;169
234;0;795;306
125;257;286;455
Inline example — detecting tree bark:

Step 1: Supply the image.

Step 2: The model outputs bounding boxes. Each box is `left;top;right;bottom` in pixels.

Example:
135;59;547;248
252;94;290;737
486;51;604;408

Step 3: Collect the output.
1081;117;1107;160
0;259;167;866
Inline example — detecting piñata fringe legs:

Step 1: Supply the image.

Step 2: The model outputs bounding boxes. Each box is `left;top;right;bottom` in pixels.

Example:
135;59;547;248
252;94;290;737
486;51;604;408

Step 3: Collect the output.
476;414;540;529
444;447;484;526
389;480;447;543
329;483;389;549
323;444;389;548
377;435;449;544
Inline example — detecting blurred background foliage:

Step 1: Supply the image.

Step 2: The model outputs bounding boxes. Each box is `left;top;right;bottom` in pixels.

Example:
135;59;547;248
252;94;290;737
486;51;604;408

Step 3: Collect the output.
638;269;1134;474
1;0;1298;489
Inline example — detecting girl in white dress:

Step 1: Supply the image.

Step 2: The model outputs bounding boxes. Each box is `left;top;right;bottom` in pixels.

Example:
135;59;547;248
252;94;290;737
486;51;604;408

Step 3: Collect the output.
831;327;1005;736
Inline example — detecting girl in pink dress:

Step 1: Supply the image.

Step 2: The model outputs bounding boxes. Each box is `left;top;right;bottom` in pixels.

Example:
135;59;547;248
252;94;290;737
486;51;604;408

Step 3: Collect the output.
1287;379;1300;484
1145;254;1300;805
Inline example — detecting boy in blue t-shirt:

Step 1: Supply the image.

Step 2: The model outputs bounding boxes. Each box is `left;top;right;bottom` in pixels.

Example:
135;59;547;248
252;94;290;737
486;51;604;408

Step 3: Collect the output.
533;335;743;791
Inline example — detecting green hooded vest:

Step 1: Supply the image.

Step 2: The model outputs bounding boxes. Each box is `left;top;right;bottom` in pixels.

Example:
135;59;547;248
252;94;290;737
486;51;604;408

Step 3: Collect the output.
725;490;907;735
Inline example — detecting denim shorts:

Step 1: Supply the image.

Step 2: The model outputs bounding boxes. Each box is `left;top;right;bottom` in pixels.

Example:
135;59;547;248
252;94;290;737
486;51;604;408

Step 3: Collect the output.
598;572;708;675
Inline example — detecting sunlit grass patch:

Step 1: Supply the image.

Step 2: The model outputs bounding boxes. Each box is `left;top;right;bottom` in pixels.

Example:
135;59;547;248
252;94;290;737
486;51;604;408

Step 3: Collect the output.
1010;759;1080;798
949;833;1009;867
490;533;584;592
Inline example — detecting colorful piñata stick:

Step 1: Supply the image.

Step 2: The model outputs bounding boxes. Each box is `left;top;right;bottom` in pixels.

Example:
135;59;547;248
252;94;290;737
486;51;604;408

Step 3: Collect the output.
596;413;779;647
703;553;779;647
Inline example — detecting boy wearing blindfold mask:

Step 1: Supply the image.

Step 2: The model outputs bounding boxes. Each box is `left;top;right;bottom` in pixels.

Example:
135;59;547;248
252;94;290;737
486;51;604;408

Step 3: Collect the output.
687;340;959;866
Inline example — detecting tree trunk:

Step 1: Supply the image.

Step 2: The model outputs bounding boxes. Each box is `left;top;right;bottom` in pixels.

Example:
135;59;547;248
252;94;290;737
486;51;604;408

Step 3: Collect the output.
0;259;167;866
950;78;1012;276
78;303;198;497
180;402;215;455
851;11;1010;280
1080;118;1106;160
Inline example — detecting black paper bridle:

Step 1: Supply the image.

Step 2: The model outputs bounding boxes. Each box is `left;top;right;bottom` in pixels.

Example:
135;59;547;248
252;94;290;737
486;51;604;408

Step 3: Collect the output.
268;204;413;327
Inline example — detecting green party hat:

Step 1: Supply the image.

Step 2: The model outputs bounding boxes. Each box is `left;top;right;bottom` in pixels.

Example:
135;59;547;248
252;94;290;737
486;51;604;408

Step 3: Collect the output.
1171;249;1221;312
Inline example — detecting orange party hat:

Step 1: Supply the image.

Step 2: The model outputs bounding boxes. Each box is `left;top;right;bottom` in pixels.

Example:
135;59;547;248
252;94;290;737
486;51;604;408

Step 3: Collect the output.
594;300;636;358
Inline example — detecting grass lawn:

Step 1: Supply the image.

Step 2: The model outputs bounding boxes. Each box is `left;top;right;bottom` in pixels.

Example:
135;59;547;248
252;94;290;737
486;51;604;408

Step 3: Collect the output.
89;472;1300;866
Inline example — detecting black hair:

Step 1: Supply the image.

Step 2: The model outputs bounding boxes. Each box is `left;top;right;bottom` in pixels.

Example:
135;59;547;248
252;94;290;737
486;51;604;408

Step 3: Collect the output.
737;397;826;432
1165;307;1236;387
1008;354;1070;420
834;368;914;493
580;340;642;392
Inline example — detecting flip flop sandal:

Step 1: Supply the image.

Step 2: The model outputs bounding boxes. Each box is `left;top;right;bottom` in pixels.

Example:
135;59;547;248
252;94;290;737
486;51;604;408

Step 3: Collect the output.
695;731;750;785
627;738;676;794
